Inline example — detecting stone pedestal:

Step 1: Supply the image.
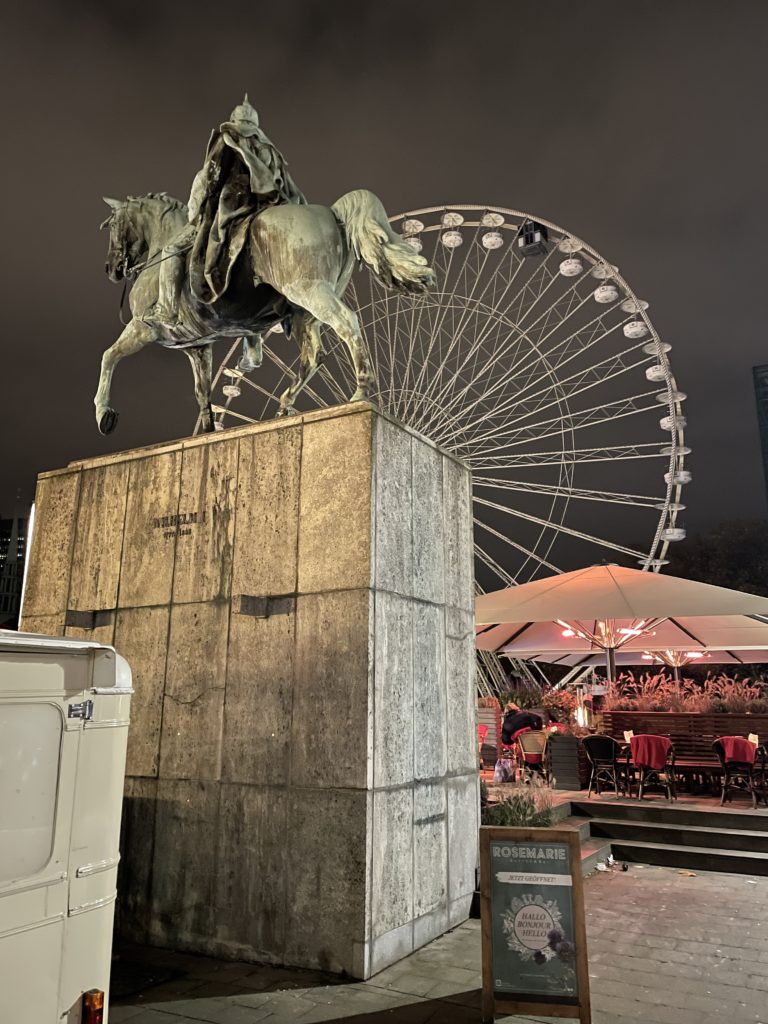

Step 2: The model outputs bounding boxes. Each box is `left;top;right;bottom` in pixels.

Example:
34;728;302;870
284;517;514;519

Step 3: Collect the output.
21;402;477;978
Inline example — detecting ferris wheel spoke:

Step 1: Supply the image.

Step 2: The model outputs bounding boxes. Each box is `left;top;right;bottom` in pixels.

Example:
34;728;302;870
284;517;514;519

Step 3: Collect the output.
471;443;667;470
415;285;607;435
474;476;662;507
473;517;563;576
442;334;649;445
453;392;664;457
409;245;548;423
449;354;653;454
475;544;539;590
474;496;650;561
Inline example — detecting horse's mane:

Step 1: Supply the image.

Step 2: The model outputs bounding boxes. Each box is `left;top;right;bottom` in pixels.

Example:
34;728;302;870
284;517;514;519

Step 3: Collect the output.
126;191;187;214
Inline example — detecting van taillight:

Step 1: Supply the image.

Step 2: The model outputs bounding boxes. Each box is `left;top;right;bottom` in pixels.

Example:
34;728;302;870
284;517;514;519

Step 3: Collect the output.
82;989;104;1024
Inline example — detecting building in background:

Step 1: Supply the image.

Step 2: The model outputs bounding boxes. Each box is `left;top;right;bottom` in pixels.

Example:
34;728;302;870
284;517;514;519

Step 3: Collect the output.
0;515;28;628
753;365;768;505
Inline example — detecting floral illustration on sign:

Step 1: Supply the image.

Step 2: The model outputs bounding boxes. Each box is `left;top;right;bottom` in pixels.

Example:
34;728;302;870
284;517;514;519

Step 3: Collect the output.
502;894;565;961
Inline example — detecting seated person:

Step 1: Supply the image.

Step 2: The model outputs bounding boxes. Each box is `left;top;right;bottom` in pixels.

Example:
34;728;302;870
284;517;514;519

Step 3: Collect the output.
501;702;544;745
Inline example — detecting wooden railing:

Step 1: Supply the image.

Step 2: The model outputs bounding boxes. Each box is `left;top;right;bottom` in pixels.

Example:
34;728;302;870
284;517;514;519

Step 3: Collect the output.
600;712;768;766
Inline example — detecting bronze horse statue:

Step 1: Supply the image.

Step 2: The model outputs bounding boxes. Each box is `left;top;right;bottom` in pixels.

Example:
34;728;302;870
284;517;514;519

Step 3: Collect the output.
97;190;435;433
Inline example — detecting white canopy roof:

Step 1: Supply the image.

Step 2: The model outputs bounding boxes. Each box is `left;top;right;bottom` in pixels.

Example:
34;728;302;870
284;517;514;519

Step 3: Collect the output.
516;648;768;668
475;564;768;654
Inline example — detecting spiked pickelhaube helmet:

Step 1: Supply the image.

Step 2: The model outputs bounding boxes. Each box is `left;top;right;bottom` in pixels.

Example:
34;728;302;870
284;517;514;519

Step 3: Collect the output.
221;94;261;135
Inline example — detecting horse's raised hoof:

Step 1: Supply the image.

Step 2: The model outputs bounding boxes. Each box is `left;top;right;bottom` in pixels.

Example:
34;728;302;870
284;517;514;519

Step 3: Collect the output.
237;356;261;375
277;405;297;418
98;407;118;435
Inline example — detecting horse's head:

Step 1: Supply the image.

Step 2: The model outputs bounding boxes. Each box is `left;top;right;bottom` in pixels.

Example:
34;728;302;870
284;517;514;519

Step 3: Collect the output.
101;197;146;282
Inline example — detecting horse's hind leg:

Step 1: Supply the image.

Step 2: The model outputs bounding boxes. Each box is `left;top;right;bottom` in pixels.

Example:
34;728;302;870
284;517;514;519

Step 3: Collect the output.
278;313;323;415
186;344;214;433
280;282;372;403
238;333;264;373
94;320;156;434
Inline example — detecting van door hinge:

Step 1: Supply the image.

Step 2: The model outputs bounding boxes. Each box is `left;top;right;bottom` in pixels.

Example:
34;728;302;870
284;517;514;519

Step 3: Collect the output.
68;699;94;721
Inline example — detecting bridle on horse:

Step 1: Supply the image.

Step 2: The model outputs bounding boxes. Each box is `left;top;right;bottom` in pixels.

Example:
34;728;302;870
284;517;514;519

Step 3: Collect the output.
101;209;192;325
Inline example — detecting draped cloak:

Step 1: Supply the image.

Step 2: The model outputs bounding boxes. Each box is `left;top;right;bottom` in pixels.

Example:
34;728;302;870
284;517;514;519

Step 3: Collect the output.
187;121;305;305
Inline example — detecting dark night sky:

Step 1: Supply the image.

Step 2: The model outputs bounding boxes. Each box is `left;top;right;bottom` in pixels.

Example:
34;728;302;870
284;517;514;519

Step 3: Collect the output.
2;1;768;538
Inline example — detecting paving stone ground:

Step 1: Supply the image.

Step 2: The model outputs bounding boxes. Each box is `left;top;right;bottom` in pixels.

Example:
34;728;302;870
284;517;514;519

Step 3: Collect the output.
110;865;768;1024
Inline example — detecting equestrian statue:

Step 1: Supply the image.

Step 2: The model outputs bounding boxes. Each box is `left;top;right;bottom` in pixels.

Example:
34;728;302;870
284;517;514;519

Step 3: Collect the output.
96;96;435;434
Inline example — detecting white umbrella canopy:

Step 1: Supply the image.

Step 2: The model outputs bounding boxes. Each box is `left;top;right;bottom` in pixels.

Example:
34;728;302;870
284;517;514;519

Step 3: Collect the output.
476;564;768;627
517;649;768;668
475;564;768;675
476;615;768;655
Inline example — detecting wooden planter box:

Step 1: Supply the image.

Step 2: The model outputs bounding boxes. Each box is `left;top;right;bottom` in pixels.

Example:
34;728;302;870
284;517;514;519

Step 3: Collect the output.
549;733;590;790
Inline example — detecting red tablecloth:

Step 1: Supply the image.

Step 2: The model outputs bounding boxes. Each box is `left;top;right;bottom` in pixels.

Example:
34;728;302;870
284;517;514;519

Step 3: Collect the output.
630;733;671;771
719;735;756;764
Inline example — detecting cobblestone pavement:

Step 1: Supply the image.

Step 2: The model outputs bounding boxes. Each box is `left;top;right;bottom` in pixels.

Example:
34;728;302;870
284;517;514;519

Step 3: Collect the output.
111;865;768;1024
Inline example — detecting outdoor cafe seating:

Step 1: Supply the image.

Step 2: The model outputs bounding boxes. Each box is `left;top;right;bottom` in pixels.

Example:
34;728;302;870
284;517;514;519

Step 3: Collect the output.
713;736;767;808
628;734;677;801
514;729;550;783
582;734;627;798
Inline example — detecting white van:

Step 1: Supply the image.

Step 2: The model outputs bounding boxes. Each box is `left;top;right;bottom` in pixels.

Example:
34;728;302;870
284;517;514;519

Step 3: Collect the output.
0;630;132;1023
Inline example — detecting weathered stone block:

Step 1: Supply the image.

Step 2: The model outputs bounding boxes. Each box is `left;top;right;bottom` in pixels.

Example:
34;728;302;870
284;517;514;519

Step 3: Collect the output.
160;602;228;781
233;425;301;598
20;613;65;636
298;410;372;594
284;788;370;976
447;774;479;904
118;776;158;944
443;457;473;613
150;779;219;949
373;417;413;596
22;472;80;618
114;606;170;778
413;781;448;919
412;601;447;781
373;592;414;788
412;441;445;605
69;463;129;611
118;450;182;608
371;787;414;940
291;589;372;790
446;628;478;775
173;440;238;604
214;784;288;961
222;610;295;785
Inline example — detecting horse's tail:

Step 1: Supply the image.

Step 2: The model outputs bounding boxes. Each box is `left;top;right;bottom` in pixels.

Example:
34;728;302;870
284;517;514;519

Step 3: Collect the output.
332;189;436;295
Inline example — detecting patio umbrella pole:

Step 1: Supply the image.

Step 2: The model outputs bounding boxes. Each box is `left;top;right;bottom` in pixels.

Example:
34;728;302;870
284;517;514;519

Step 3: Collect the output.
606;646;616;682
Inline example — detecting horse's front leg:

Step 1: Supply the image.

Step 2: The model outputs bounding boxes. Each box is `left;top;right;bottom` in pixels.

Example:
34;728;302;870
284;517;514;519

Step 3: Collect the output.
186;344;215;433
94;320;157;434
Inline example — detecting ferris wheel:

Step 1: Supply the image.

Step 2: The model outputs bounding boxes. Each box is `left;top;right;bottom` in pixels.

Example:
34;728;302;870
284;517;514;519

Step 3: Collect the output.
200;204;689;677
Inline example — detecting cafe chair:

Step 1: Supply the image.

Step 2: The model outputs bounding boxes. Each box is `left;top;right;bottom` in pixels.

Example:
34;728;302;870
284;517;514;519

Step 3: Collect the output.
630;734;676;801
582;734;627;798
713;736;766;809
515;729;550;784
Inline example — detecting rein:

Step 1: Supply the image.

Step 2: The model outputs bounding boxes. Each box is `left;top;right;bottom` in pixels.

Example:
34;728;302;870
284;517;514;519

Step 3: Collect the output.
115;242;193;326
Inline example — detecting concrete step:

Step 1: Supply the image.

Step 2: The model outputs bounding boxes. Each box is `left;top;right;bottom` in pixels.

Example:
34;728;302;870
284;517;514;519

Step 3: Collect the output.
608;838;768;876
588;817;768;854
570;798;768;833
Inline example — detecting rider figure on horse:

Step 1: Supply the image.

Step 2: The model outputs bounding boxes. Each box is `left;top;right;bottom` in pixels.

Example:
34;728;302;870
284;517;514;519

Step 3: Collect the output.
145;95;306;332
